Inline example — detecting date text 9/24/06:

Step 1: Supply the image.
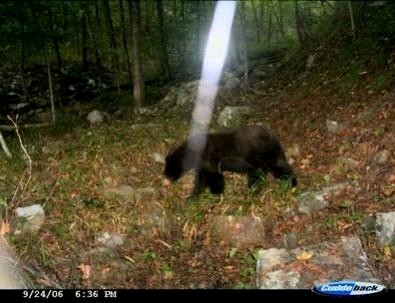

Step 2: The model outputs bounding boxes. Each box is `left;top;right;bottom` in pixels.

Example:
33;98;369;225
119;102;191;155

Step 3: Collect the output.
21;289;118;300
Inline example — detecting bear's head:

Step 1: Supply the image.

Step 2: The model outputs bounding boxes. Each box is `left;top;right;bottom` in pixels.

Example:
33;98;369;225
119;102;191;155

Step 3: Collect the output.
164;153;183;181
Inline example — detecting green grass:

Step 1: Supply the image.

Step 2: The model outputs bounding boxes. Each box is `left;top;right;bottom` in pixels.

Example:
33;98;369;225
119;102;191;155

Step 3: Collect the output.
321;212;364;231
370;70;394;91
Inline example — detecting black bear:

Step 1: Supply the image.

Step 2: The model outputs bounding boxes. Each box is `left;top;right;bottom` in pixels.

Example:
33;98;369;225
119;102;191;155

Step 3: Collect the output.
164;125;297;197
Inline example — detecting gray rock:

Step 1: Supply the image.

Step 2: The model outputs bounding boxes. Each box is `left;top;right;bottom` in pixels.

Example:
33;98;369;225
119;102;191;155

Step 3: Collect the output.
259;270;300;289
375;211;395;246
137;203;169;238
134;187;160;202
256;235;381;289
285;143;301;165
103;185;160;203
220;71;234;84
326;119;344;134
361;215;377;233
321;182;350;195
282;207;296;218
306;54;315;70
15;204;45;233
114;110;123;118
256;248;289;272
96;232;125;248
286;143;301;158
10;103;28;110
370;1;387;7
209;215;265;248
0;237;30;288
134;106;158;116
283;233;299;249
223;76;241;92
297;191;330;215
160;87;178;106
103;184;135;201
372;149;391;166
297;182;351;215
176;80;199;107
151;153;166;164
217;106;253;128
87;110;105;124
251;69;267;79
338;157;361;171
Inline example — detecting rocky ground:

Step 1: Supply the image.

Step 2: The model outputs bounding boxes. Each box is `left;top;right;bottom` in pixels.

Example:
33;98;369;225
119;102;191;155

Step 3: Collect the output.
0;63;394;289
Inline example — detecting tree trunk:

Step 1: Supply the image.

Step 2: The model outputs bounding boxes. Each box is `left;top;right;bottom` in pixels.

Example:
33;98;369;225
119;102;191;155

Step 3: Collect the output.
61;2;68;30
347;1;355;39
47;6;62;70
294;1;310;44
250;0;261;42
251;0;261;42
259;1;265;42
81;10;89;67
18;11;28;103
102;0;121;92
119;0;132;93
195;1;201;66
129;0;145;106
156;0;171;80
93;0;102;66
44;45;56;123
143;0;152;34
266;2;273;44
179;0;186;68
172;0;178;23
86;3;101;66
240;1;248;86
277;0;285;38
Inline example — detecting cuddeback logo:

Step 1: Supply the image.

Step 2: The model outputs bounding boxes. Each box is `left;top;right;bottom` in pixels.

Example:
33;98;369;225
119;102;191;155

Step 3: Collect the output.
312;281;386;297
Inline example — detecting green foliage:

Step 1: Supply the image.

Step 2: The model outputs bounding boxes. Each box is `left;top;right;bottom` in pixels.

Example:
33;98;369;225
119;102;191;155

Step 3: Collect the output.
93;91;133;111
321;212;364;230
0;0;331;83
370;70;395;91
273;178;294;198
233;249;259;289
140;251;157;262
46;112;84;136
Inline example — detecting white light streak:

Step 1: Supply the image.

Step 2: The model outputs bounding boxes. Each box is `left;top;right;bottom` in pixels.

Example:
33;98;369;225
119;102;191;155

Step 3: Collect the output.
183;1;236;171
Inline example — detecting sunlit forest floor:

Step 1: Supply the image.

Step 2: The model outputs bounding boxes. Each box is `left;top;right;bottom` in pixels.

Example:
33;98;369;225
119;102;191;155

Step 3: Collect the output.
1;80;394;288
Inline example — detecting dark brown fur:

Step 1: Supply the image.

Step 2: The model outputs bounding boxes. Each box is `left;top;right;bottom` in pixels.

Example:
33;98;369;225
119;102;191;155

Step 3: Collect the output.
164;125;297;197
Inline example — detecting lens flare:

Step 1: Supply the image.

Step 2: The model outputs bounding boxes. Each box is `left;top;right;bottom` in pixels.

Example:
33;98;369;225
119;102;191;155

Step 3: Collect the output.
183;1;236;171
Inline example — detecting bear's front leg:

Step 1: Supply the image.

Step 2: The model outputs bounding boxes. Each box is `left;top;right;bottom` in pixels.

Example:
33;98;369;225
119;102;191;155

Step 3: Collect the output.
205;171;225;195
187;170;208;200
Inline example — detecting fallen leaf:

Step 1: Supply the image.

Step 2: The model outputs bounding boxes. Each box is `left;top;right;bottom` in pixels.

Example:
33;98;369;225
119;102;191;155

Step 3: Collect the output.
383;246;392;258
77;264;91;280
296;251;314;261
0;221;11;236
124;255;136;264
337;221;353;232
223;265;236;272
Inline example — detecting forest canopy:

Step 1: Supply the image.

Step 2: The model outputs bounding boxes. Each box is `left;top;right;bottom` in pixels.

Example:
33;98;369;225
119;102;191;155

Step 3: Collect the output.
0;1;341;107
